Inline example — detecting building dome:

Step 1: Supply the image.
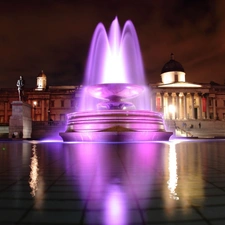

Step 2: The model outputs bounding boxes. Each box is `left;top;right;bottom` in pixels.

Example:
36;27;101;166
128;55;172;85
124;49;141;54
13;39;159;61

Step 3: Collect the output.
160;54;186;84
161;53;184;73
37;70;46;78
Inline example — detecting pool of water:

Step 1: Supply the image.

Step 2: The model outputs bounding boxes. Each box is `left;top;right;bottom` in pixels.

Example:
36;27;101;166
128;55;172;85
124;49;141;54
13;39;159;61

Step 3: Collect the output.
0;139;225;224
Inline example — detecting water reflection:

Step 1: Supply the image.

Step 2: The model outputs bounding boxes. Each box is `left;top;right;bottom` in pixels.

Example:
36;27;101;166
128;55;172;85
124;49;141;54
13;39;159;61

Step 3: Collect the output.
164;141;205;211
167;142;179;200
65;142;162;224
104;183;127;225
29;144;38;197
25;140;209;224
176;142;204;207
29;144;45;209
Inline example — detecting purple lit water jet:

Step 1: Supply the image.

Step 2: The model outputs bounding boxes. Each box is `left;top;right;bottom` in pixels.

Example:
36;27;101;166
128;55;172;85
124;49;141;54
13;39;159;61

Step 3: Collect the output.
79;17;149;111
84;17;145;86
60;17;172;142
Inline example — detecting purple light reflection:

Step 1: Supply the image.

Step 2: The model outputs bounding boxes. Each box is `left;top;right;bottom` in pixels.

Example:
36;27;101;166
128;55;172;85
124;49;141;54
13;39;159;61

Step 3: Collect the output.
64;142;164;224
104;184;127;225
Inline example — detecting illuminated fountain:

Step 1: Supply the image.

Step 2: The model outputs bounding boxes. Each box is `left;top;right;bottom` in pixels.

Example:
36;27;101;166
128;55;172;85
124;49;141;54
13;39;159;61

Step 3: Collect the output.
60;17;172;142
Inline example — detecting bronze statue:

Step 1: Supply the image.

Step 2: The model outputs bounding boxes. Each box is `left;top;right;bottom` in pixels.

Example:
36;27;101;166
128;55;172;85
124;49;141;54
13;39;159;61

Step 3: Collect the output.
17;76;24;101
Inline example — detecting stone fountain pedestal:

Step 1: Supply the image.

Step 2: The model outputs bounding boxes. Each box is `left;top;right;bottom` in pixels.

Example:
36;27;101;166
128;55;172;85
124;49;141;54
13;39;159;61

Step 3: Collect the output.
59;110;173;142
60;84;173;142
9;101;32;139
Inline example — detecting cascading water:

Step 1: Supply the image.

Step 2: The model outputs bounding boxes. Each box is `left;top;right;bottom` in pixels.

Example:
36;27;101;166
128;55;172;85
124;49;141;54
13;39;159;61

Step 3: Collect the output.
79;17;150;111
60;17;172;142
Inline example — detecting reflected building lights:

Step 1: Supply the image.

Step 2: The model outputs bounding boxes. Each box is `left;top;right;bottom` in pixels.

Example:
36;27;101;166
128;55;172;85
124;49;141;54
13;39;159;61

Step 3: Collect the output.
29;144;39;197
167;143;179;200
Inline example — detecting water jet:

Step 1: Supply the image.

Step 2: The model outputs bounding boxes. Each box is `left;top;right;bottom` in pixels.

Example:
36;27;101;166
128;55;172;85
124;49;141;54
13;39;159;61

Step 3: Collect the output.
60;17;172;142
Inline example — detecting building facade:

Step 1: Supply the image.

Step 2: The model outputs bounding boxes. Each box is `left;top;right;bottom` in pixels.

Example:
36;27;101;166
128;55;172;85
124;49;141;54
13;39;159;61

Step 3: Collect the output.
0;71;81;125
1;58;225;128
149;54;224;121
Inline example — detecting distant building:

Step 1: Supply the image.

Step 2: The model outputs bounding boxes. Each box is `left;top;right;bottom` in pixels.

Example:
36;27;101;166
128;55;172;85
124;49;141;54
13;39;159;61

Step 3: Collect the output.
1;56;225;128
0;70;81;124
149;54;225;121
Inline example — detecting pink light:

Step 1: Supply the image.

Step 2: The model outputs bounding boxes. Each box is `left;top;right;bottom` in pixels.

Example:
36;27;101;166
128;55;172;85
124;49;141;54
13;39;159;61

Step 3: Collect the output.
78;17;151;111
104;184;127;225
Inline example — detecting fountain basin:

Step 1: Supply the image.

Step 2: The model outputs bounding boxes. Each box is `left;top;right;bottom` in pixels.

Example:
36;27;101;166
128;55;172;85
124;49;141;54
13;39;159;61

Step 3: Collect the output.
59;18;173;142
87;83;144;100
59;110;172;142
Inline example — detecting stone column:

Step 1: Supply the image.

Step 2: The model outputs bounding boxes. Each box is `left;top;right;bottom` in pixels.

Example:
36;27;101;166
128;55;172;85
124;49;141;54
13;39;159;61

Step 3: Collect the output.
176;93;179;119
46;99;50;121
213;98;217;119
206;94;210;119
191;93;195;119
179;93;183;120
201;94;206;119
171;93;176;120
41;100;45;121
161;92;164;114
168;93;172;119
183;93;187;120
164;93;169;119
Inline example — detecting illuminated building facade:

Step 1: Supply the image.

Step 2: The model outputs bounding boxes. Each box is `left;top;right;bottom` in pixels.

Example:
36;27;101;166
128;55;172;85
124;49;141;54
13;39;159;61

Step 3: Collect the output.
0;71;81;125
1;59;225;128
150;54;225;121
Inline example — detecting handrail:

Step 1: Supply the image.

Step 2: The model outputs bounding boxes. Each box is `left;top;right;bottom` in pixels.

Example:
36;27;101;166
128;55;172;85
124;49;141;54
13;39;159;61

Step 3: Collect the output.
175;126;193;137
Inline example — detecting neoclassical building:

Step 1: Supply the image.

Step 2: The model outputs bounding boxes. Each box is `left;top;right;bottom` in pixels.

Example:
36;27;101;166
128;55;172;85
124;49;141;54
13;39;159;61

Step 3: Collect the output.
0;57;225;129
0;70;81;125
149;54;222;121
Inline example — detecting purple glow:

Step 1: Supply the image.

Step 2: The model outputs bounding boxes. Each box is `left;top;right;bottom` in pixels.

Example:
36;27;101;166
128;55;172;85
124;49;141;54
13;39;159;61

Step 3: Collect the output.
104;184;127;225
60;17;173;142
78;17;150;111
66;143;161;224
84;17;145;85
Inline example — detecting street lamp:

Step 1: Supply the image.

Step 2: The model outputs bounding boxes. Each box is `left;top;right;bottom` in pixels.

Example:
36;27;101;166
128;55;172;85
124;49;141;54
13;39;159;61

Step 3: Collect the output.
33;101;37;121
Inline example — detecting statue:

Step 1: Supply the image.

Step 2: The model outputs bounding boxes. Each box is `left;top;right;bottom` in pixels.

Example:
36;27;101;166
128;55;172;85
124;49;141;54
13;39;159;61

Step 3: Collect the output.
17;76;24;101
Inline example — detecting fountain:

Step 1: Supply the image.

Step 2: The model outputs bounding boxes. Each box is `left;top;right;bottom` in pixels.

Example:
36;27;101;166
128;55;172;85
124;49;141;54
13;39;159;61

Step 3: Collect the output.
60;17;172;142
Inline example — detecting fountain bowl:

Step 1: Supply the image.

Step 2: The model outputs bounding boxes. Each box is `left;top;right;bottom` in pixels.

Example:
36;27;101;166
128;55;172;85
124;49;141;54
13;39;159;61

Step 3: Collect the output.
87;83;144;101
59;110;173;142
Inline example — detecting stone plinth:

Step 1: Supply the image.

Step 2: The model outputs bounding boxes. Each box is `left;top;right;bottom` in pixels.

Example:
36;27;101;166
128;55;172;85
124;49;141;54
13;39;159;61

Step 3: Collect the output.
9;101;32;139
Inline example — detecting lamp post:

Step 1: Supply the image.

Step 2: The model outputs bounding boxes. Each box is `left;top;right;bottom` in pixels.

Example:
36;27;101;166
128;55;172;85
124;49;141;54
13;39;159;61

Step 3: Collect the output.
33;101;37;121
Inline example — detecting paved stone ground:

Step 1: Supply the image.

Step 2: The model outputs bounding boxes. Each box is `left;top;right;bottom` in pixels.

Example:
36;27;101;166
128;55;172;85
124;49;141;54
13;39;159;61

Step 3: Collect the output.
0;140;225;225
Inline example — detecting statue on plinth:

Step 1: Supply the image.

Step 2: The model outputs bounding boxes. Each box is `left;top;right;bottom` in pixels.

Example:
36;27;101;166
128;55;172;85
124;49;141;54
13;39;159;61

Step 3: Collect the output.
16;76;24;101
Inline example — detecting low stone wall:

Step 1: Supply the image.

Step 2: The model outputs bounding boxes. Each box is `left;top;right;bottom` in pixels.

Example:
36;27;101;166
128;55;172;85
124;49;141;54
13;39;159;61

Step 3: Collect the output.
0;121;66;140
31;121;66;140
0;125;9;138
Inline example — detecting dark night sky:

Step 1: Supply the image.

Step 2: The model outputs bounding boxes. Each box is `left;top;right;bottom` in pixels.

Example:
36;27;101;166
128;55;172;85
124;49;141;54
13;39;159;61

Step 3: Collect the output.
0;0;225;88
